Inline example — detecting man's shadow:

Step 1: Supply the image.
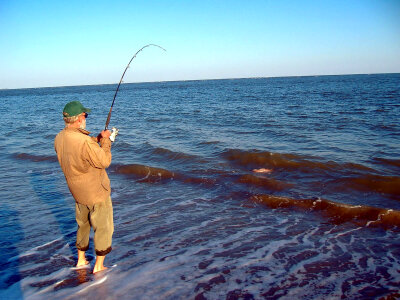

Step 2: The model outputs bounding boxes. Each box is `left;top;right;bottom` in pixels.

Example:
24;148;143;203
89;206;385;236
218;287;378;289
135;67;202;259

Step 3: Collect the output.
0;205;23;298
22;169;106;292
29;170;95;264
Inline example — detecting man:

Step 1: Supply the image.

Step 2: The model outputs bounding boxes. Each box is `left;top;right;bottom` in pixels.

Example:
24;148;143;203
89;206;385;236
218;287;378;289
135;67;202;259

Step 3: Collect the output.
54;100;114;274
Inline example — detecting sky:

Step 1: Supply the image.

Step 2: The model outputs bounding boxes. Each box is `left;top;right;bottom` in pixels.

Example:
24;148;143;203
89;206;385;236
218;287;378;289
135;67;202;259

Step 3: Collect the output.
0;0;399;89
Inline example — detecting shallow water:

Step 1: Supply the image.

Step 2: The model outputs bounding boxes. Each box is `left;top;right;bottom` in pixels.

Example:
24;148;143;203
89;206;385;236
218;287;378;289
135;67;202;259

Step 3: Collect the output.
1;74;400;299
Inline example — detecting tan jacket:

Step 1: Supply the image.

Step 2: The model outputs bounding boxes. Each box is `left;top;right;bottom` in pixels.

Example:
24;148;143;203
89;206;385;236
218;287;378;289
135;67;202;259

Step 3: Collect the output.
54;127;112;205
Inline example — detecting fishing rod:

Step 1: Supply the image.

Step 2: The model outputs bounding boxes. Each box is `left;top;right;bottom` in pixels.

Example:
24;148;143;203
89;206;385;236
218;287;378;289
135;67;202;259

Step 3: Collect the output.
105;44;167;130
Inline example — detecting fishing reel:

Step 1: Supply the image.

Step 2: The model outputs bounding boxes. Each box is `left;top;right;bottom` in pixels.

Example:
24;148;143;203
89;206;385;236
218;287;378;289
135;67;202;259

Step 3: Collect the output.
110;127;119;142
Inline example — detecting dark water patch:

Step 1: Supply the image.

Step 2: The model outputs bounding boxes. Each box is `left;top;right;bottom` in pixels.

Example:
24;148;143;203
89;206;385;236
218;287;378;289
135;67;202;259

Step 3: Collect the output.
237;174;293;191
13;153;58;163
252;194;400;227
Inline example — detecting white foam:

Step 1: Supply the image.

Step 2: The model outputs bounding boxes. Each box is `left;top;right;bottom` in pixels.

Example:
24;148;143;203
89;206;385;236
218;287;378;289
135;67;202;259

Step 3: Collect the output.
8;235;68;263
69;264;90;270
335;226;363;238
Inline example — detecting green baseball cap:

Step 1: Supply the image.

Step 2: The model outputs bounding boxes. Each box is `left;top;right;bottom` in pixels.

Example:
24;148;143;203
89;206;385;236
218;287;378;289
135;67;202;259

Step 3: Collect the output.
62;101;91;117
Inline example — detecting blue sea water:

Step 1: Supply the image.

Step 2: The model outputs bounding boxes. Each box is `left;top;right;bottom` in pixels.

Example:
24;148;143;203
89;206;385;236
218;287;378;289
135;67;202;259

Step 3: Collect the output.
0;74;400;299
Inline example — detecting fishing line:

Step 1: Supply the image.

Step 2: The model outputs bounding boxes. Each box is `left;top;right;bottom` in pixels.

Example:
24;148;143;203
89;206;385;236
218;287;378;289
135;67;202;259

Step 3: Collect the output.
105;44;167;130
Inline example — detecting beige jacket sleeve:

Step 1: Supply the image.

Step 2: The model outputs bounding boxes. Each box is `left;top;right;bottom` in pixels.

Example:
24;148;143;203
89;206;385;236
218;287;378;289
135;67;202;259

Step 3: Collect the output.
84;137;112;169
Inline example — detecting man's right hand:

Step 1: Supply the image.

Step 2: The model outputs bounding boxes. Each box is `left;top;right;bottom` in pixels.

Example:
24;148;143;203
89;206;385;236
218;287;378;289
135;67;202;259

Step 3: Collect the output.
100;130;111;139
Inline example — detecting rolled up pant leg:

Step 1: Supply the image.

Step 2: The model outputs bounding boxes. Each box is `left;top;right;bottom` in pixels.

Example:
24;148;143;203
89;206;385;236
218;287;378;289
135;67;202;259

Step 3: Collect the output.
90;197;114;256
75;202;91;251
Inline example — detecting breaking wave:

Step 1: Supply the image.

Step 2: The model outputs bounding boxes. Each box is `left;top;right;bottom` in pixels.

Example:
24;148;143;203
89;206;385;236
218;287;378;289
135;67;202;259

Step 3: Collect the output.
223;149;375;173
252;194;400;227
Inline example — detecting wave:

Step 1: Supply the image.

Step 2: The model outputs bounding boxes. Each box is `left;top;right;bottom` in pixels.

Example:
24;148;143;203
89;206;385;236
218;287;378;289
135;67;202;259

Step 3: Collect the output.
114;141;136;152
199;140;220;145
115;164;215;185
13;153;58;163
115;164;175;182
223;149;375;173
116;162;291;191
152;147;201;162
336;175;400;197
252;194;400;227
374;158;400;169
146;118;162;123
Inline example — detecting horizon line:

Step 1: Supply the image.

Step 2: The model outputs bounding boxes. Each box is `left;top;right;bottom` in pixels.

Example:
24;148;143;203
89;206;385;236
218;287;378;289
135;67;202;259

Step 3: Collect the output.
1;72;399;91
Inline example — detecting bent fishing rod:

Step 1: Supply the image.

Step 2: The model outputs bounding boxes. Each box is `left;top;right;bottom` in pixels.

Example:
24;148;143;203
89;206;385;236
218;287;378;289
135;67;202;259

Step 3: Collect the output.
105;44;167;130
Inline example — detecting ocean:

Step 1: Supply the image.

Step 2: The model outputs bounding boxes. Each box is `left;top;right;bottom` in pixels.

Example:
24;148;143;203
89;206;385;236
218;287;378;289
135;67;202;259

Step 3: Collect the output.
0;74;399;299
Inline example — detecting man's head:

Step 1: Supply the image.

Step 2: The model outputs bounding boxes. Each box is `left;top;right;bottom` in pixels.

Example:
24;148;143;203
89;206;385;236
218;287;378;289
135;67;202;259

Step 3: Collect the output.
63;101;91;129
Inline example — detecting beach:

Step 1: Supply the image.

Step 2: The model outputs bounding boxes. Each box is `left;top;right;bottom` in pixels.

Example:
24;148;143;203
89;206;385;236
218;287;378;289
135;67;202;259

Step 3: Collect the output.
1;74;399;299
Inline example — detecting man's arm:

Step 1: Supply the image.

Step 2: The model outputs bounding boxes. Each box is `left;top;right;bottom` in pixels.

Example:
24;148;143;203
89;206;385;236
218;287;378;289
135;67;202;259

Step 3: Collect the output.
84;130;112;169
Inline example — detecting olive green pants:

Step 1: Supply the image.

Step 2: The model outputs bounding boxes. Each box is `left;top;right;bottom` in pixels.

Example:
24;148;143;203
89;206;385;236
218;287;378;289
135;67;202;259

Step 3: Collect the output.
75;196;114;256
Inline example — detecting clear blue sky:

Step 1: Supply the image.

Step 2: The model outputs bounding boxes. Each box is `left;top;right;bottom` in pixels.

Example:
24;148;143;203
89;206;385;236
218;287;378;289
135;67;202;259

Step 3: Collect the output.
1;0;399;89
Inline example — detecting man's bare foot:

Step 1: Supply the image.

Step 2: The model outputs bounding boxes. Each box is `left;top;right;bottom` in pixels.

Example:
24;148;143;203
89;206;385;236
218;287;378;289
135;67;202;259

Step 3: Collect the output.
76;250;89;267
76;259;89;267
93;265;108;274
253;168;273;173
93;255;107;274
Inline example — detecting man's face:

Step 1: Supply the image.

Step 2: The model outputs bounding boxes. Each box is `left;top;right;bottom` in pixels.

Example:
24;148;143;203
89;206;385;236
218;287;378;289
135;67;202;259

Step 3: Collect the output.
79;113;87;130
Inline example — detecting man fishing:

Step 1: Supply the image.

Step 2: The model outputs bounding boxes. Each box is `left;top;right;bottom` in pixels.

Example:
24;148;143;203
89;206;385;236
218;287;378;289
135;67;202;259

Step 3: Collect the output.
54;100;117;274
53;45;162;274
